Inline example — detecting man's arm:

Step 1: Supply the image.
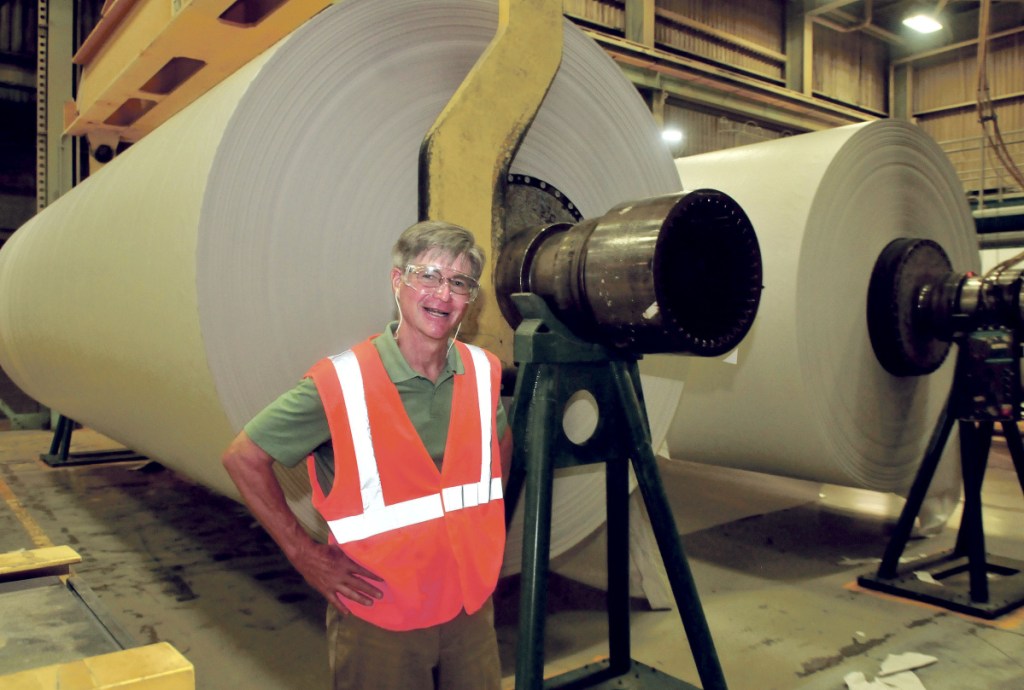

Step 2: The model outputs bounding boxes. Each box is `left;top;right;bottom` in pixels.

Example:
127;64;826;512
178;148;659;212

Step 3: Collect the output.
499;427;513;490
221;430;383;613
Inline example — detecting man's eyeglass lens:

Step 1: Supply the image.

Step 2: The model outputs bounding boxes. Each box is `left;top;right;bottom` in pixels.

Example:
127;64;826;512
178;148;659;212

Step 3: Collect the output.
404;265;478;297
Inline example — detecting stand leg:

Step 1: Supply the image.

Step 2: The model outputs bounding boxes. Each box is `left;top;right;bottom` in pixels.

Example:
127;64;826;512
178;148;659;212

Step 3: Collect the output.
606;454;631;675
505;365;540;529
48;415;74;461
877;394;955;579
610;363;728;690
999;421;1024;497
515;364;558;690
956;421;992;602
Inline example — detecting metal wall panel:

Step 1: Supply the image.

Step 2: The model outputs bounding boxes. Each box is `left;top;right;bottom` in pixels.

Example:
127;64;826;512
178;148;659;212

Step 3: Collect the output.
656;0;785;80
0;0;35;58
0;0;104;73
914;34;1022;112
564;0;624;30
918;107;1023;198
664;101;789;158
912;33;1023;199
812;23;887;113
568;0;893;114
914;48;975;113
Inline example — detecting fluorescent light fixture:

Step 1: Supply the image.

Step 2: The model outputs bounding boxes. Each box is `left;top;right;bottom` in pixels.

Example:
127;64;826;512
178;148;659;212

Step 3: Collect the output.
662;128;683;144
902;13;943;33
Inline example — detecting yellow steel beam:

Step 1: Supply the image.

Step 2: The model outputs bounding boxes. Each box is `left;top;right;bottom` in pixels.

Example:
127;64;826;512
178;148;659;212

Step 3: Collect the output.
66;0;331;145
0;642;194;690
419;0;563;363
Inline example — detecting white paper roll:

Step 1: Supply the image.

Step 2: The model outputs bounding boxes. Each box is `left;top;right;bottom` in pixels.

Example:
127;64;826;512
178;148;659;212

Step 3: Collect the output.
659;120;977;491
0;0;680;570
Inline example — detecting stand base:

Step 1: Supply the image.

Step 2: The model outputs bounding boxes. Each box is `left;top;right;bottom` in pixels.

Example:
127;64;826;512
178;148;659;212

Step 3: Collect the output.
41;449;147;467
545;660;699;689
858;552;1024;619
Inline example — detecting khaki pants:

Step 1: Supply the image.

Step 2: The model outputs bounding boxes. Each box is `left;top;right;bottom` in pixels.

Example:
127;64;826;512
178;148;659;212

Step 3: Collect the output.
326;599;501;690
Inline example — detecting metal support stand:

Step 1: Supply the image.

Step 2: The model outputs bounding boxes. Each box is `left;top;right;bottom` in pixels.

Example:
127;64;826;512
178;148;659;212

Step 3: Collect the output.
504;294;727;690
41;415;146;467
858;333;1024;619
0;396;48;430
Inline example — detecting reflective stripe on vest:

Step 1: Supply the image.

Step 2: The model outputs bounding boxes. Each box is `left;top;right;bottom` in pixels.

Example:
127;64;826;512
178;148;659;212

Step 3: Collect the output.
324;343;502;545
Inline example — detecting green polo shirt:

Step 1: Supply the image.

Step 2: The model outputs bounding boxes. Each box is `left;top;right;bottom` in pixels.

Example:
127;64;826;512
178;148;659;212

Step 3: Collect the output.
244;322;507;493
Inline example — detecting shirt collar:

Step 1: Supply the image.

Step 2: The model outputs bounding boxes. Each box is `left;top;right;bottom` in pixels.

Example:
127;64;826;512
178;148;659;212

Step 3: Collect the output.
374;321;464;384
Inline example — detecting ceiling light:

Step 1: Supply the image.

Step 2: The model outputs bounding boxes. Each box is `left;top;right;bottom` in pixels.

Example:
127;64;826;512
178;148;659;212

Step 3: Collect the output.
902;13;943;33
662;128;683;144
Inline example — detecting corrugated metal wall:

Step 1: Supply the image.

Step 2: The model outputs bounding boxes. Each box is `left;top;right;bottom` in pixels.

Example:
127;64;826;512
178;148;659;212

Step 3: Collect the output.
914;35;1022;113
913;33;1024;198
0;0;36;60
568;0;891;151
564;0;624;29
664;102;790;159
566;1;1018;204
569;0;1015;201
812;23;888;114
567;0;787;81
564;0;907;160
2;0;1020;205
0;0;104;83
568;0;891;112
656;0;785;80
0;0;38;228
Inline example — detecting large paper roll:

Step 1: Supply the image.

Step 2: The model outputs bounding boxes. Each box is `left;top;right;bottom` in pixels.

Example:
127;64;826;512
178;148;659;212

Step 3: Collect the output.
660;120;977;492
0;0;681;570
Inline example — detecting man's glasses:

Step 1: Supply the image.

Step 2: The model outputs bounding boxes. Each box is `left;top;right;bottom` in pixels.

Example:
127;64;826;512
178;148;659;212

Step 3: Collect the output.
403;264;480;301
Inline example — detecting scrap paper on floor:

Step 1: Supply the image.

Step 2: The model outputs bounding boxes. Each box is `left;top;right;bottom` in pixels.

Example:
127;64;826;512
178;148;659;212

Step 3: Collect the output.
844;671;926;690
845;652;937;690
878;652;938;676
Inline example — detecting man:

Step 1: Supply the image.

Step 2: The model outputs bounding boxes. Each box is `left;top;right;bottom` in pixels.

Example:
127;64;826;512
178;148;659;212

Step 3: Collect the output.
222;220;512;690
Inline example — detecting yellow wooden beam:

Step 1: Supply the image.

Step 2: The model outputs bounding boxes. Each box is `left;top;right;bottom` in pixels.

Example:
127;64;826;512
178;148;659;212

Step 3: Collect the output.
0;545;81;582
0;642;194;690
420;0;564;363
66;0;332;144
0;475;56;550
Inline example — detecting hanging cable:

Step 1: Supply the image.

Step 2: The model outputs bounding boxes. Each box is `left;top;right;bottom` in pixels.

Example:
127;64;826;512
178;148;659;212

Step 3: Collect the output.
976;0;1024;278
976;0;1024;198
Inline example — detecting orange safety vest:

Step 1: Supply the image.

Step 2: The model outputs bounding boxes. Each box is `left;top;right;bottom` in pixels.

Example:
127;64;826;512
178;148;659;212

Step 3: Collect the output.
305;338;505;631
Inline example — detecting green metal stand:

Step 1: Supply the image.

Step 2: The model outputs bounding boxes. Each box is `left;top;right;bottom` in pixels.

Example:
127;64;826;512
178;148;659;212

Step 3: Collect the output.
41;415;146;467
504;294;727;690
858;332;1024;619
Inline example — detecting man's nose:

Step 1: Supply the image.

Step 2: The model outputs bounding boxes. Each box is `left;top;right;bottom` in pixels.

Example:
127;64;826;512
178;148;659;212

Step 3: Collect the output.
433;279;453;299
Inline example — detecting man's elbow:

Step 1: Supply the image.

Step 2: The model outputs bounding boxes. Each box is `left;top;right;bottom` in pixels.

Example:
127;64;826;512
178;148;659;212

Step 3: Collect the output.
221;431;263;478
499;429;513;483
221;447;240;475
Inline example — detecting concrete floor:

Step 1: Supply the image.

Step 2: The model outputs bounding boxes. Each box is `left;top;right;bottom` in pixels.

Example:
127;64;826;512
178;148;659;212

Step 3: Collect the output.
0;427;1022;689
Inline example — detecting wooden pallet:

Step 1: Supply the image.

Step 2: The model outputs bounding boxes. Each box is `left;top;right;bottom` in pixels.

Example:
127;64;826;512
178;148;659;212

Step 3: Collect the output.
0;546;194;689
